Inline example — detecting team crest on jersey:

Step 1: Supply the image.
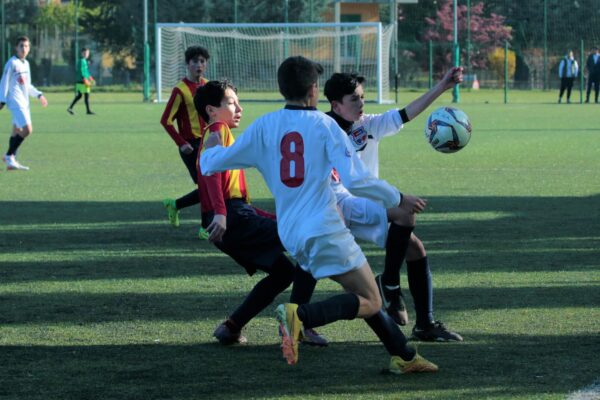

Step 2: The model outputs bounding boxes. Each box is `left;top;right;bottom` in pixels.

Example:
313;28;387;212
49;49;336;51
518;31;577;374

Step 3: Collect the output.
349;126;368;151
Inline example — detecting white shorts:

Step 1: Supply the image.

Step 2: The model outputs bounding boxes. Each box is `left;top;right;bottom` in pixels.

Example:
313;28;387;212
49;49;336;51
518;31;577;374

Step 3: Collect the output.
9;106;31;129
339;195;389;248
296;229;367;280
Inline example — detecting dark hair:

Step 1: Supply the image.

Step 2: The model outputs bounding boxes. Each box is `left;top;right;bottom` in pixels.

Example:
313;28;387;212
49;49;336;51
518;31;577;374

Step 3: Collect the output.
81;47;89;53
194;80;237;123
15;36;29;46
185;46;210;64
324;72;365;103
277;56;324;101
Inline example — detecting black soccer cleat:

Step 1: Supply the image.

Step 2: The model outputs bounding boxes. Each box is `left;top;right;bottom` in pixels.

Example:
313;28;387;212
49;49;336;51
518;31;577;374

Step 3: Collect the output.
213;321;248;345
411;321;463;342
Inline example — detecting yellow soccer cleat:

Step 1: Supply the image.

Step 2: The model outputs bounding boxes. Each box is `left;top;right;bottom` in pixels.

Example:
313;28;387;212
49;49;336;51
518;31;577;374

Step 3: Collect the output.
389;353;439;374
275;303;302;365
162;198;180;227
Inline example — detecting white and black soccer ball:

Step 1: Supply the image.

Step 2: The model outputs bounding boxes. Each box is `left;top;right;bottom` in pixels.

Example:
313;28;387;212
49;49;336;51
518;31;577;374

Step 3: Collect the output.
424;107;472;153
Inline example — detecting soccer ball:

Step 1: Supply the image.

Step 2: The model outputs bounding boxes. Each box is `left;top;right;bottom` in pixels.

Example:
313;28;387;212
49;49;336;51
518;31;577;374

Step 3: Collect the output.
424;107;472;153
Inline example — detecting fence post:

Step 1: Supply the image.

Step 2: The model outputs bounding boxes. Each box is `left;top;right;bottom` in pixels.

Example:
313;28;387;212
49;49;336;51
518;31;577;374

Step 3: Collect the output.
428;40;433;89
0;0;4;68
504;41;508;104
452;43;460;103
543;0;548;90
580;39;584;104
452;0;460;103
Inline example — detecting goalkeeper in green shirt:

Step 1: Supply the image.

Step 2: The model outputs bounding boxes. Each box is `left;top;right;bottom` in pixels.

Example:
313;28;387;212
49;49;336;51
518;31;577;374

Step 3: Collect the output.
67;47;95;115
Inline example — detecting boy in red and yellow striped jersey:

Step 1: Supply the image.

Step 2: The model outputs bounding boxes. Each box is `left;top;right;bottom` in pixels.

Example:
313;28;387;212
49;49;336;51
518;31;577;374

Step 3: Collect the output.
160;46;209;231
194;80;326;346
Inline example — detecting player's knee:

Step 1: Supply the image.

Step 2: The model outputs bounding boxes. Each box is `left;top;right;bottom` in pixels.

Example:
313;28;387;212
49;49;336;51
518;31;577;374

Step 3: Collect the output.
270;255;295;288
21;126;32;137
387;207;415;227
407;234;426;258
366;293;382;316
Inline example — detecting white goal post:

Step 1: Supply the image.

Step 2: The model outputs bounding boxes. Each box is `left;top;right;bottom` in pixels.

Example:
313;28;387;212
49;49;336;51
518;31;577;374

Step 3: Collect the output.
156;22;394;104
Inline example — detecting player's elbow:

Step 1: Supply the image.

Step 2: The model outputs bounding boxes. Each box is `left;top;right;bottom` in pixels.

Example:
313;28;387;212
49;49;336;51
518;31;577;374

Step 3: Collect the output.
159;116;169;128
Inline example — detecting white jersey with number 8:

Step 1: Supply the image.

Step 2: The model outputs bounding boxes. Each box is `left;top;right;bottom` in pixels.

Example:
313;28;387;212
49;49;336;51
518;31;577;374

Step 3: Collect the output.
200;106;400;272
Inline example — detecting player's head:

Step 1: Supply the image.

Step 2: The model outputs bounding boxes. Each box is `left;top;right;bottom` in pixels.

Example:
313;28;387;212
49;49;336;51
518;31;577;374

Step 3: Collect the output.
567;49;574;58
185;46;210;81
277;56;323;106
81;47;90;58
194;80;242;128
15;36;30;59
324;72;366;122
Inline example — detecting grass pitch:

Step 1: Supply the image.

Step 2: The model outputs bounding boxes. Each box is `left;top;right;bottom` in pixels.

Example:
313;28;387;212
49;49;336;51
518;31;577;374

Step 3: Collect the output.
0;90;599;400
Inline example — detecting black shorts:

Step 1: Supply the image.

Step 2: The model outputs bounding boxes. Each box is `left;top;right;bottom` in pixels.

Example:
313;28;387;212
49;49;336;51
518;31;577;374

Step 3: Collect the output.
203;199;285;276
179;137;201;184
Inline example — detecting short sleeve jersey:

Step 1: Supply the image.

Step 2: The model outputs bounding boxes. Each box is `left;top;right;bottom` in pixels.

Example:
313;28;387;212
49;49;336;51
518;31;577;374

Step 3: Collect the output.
200;106;400;260
328;109;403;202
342;109;404;177
76;57;91;82
0;56;42;109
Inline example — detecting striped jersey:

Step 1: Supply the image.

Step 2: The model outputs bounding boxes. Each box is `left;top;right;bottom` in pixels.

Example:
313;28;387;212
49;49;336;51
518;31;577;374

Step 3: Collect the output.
0;56;42;109
200;105;400;262
160;77;208;146
197;121;249;216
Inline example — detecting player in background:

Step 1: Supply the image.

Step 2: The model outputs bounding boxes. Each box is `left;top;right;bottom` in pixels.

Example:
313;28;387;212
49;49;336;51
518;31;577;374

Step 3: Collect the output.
194;80;326;347
160;45;209;236
0;36;48;171
201;56;437;374
67;47;95;115
319;70;464;342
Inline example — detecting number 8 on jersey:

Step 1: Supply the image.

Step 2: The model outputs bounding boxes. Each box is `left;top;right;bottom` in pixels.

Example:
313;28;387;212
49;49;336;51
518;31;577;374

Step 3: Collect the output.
280;131;304;188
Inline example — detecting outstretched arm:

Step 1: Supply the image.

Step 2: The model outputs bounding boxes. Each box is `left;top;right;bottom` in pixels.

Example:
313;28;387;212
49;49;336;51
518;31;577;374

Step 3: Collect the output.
404;67;463;122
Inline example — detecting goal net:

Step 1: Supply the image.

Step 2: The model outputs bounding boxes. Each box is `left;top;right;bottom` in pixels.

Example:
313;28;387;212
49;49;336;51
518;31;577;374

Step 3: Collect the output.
156;22;394;104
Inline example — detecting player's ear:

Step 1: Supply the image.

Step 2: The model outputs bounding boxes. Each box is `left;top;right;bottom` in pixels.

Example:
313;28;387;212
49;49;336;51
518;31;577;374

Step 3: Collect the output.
308;83;319;105
206;104;216;119
331;100;341;113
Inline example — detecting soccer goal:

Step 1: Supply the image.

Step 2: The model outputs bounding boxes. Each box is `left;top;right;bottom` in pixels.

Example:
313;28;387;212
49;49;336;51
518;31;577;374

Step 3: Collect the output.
156;22;394;104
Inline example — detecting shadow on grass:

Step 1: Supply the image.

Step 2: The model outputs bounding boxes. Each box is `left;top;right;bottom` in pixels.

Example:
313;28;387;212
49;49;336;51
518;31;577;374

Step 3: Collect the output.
0;283;597;325
0;333;597;400
1;195;598;280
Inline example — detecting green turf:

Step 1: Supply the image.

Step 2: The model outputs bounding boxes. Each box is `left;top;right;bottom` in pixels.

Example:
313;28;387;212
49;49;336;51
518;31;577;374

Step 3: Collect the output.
0;91;599;400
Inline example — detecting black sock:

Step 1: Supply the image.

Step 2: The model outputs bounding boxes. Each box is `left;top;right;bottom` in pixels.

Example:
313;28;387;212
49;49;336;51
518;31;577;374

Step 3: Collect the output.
6;135;24;156
407;256;434;328
84;93;91;112
229;255;294;328
381;223;414;287
365;310;415;360
69;92;82;109
296;293;359;329
175;189;200;210
289;266;317;305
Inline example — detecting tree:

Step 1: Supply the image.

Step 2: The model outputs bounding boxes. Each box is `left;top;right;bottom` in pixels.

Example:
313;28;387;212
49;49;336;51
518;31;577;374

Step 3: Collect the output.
487;46;516;86
78;0;330;83
423;0;512;73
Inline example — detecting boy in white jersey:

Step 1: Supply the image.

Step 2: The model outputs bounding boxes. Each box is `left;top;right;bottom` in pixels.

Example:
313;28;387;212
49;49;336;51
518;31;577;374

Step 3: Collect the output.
0;36;48;171
322;69;464;342
201;56;437;374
